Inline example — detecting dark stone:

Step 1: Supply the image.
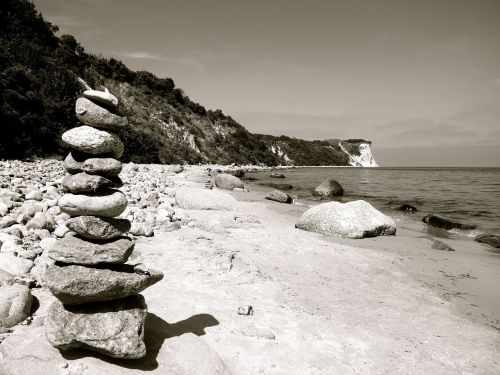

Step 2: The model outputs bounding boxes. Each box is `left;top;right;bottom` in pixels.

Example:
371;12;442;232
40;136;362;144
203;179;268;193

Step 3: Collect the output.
64;152;122;176
475;234;500;248
422;214;476;230
258;182;293;190
269;173;286;178
400;204;418;212
62;173;115;193
265;190;293;204
313;178;344;197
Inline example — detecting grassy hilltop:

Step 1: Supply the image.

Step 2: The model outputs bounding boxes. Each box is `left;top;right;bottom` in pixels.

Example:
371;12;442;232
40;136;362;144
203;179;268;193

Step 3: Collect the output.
0;0;363;166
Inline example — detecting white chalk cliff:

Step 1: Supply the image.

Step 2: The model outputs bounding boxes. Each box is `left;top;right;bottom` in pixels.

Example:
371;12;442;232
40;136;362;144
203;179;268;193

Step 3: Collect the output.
339;142;379;167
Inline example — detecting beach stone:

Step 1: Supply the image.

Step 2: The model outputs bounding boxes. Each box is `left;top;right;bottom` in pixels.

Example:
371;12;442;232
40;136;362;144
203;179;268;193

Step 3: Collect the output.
129;222;154;237
76;97;127;129
474;234;500;248
53;224;71;238
66;216;131;240
25;212;56;231
0;216;17;229
82;88;119;108
422;214;477;230
48;235;134;265
431;240;455;251
64;152;122;176
0;254;34;276
44;263;163;304
61;126;124;158
0;285;32;329
265;189;293;204
176;188;237;211
313;178;344;197
59;190;128;217
0;269;14;286
296;200;396;239
270;173;285;178
215;173;244;190
400;204;418;212
39;237;57;251
46;295;146;359
25;190;42;201
62;173;115;193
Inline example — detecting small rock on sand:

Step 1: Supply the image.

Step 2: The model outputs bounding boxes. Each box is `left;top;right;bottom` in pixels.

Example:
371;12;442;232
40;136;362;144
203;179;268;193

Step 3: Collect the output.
265;189;293;204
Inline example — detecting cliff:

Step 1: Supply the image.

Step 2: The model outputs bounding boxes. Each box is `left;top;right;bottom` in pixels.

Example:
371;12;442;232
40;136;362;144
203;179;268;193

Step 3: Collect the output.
0;0;378;167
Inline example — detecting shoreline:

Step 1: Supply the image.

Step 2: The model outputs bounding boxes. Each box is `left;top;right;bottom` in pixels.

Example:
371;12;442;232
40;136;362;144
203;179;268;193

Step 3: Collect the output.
1;163;499;374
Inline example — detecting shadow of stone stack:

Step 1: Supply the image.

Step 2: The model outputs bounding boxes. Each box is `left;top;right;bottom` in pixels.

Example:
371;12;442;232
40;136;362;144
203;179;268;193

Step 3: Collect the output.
43;84;163;359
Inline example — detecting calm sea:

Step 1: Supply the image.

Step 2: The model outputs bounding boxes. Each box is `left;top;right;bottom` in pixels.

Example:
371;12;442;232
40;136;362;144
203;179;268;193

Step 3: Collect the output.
245;167;500;235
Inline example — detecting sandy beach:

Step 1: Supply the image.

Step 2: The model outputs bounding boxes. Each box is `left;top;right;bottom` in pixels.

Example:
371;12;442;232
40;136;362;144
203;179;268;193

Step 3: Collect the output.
1;164;499;374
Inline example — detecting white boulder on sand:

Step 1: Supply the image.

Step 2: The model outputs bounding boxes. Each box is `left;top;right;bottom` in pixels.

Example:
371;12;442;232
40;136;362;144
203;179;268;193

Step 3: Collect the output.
296;200;396;238
215;173;244;190
175;188;237;210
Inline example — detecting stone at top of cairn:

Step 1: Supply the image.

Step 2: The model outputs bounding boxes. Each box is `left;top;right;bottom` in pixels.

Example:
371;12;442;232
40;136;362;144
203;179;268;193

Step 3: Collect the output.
44;78;163;359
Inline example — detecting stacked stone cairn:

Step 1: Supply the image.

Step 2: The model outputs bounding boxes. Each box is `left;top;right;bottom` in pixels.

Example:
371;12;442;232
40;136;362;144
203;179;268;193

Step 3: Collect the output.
44;82;163;359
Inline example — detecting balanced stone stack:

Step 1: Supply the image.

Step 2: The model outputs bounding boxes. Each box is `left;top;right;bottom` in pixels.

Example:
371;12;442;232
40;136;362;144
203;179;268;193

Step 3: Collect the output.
43;84;163;359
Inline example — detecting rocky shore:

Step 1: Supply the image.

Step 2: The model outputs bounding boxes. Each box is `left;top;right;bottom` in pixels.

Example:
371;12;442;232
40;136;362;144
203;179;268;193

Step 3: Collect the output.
0;162;499;374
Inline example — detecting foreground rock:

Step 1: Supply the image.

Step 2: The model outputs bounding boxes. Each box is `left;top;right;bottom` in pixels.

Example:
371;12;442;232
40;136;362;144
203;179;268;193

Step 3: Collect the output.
313;178;344;197
296;200;396;238
62;126;124;158
66;216;131;240
47;235;134;265
64;152;122;176
474;234;500;248
422;214;477;230
0;285;32;328
45;263;163;304
76;97;126;129
215;174;244;190
176;188;237;210
59;190;128;217
265;190;293;204
46;295;147;359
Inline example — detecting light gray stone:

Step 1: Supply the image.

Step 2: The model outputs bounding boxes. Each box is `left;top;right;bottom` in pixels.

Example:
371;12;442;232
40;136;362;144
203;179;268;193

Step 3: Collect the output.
76;97;127;129
59;190;128;217
48;235;134;265
45;263;163;304
313;178;344;197
66;216;131;240
265;189;293;204
215;173;244;190
0;284;32;328
82;88;118;108
46;295;146;359
0;254;34;276
296;200;396;239
64;152;122;176
61;126;124;158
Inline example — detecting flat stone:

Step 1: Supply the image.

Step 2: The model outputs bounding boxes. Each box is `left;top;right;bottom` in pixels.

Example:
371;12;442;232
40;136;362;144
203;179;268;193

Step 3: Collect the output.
82;88;119;108
46;295;147;359
66;216;131;240
62;173;116;193
296;200;396;239
62;126;124;158
45;263;163;304
64;152;122;176
265;189;293;204
48;235;134;265
0;253;34;276
175;188;237;211
59;190;128;217
0;269;14;286
76;97;127;129
475;234;500;248
0;284;32;328
422;214;476;231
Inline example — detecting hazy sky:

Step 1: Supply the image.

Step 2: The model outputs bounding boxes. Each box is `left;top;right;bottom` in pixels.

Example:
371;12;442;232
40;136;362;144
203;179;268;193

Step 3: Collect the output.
33;0;500;166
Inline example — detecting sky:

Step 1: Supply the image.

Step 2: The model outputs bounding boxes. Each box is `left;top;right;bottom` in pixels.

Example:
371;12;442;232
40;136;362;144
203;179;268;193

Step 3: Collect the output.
33;0;500;166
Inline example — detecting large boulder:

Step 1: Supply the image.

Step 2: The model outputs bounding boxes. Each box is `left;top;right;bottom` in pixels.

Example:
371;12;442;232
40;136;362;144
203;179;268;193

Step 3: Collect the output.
75;97;127;129
313;178;344;197
66;216;131;240
59;190;128;217
215;173;244;190
44;263;163;304
82;87;119;108
265;190;293;204
46;295;147;359
64;152;122;176
296;200;396;239
62;173;116;193
175;188;237;211
474;234;500;248
47;235;134;265
0;253;34;276
61;126;124;158
0;284;32;328
422;214;476;230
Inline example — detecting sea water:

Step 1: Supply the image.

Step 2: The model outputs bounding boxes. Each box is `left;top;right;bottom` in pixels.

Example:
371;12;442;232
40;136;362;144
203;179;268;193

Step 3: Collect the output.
245;167;500;236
